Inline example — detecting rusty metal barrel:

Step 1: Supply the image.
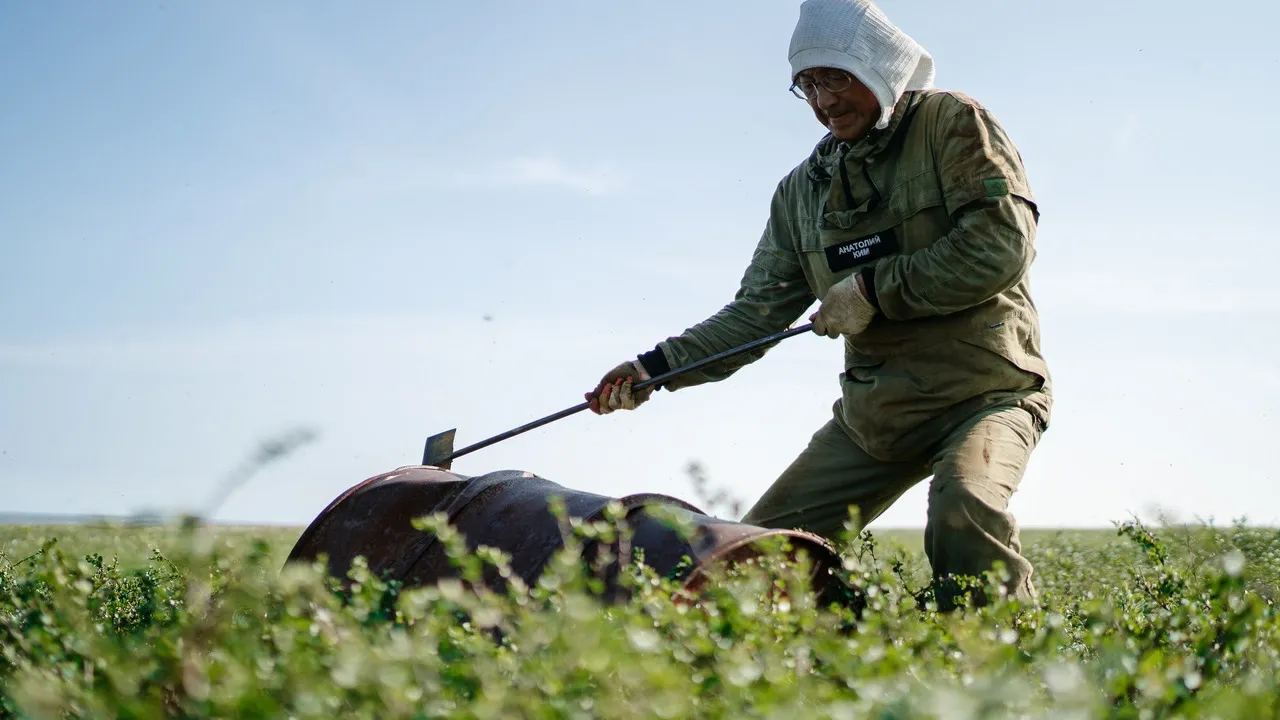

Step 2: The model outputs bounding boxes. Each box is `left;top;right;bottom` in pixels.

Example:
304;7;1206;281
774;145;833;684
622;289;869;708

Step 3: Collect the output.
284;465;853;606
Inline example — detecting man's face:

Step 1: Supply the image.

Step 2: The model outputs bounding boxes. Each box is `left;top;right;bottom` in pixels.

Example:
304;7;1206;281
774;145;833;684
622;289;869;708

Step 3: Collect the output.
792;68;879;141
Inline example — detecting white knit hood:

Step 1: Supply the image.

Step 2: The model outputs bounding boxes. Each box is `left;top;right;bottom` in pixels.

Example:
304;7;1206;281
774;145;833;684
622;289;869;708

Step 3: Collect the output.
788;0;935;130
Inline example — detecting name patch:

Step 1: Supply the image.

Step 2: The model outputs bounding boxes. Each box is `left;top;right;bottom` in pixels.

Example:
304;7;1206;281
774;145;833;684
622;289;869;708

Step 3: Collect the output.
823;230;900;272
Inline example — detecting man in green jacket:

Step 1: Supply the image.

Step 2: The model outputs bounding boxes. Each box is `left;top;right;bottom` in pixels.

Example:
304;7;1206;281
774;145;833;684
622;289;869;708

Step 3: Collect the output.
586;0;1051;609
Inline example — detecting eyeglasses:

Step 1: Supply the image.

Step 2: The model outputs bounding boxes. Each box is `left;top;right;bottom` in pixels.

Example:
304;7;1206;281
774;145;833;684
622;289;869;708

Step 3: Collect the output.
789;71;855;100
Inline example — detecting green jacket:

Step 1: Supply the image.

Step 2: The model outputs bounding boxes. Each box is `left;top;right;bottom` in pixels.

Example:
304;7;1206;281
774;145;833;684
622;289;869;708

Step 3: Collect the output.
639;89;1052;462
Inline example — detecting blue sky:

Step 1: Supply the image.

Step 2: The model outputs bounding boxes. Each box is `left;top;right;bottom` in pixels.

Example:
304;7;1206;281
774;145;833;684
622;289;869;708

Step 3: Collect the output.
2;0;1276;529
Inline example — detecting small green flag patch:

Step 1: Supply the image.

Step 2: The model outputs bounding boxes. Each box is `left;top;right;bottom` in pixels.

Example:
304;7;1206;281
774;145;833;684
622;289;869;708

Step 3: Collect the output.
983;178;1008;197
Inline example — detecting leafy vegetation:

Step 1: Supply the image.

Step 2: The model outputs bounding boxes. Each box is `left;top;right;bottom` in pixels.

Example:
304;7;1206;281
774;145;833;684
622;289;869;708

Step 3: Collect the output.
2;506;1277;719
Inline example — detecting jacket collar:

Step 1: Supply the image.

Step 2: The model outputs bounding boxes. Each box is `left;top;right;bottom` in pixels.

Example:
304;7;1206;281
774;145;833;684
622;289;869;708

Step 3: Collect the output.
804;91;925;182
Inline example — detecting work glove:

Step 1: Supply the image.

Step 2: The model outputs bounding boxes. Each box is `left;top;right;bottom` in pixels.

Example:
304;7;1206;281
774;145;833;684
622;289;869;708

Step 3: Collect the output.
811;273;877;338
586;360;653;415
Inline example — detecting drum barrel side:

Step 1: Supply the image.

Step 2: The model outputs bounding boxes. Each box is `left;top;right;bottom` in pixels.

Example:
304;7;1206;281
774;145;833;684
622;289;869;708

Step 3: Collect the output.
283;467;470;582
285;467;853;609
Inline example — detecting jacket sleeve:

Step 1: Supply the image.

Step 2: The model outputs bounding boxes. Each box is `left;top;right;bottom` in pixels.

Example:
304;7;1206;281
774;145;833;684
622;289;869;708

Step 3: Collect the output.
639;179;816;392
866;96;1040;321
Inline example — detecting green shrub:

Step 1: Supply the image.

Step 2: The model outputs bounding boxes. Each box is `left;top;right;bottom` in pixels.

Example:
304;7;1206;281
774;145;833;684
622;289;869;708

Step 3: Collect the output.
1;514;1277;718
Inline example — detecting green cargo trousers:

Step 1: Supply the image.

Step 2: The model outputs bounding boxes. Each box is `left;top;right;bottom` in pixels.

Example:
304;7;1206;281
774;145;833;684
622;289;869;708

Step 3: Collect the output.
741;404;1041;607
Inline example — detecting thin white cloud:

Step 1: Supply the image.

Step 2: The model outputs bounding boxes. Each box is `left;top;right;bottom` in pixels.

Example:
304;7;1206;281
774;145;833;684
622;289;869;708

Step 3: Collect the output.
447;155;628;196
230;150;630;201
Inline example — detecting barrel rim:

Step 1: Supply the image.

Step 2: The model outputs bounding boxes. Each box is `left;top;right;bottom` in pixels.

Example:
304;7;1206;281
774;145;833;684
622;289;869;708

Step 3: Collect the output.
679;528;841;592
284;465;470;565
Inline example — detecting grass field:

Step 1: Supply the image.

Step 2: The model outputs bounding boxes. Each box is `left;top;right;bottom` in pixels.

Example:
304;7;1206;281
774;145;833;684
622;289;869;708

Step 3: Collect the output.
1;523;306;575
2;515;1278;718
0;522;1126;574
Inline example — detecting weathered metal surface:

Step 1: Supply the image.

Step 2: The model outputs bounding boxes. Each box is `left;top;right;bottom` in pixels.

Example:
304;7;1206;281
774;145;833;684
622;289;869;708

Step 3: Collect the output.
422;430;457;470
284;466;851;606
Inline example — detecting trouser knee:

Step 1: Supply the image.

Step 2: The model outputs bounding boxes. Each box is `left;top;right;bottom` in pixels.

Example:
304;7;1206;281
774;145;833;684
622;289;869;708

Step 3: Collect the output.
924;480;1033;608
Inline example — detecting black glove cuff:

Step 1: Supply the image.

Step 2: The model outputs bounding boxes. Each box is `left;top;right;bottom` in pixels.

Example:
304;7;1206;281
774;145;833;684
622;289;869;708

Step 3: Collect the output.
859;266;881;311
637;346;671;379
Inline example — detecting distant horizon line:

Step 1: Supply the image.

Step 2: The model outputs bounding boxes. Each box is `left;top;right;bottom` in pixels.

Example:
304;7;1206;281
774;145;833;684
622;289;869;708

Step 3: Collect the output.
0;511;1264;533
0;511;305;528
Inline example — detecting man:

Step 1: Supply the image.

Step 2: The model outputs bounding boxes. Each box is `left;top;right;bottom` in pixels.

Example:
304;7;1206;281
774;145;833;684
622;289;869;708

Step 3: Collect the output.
585;0;1051;609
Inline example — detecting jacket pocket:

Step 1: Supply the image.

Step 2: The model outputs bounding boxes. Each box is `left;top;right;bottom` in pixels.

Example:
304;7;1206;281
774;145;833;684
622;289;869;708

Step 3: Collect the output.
840;350;884;385
797;205;903;300
836;348;951;461
886;169;945;222
834;332;1047;462
953;314;1050;392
